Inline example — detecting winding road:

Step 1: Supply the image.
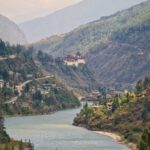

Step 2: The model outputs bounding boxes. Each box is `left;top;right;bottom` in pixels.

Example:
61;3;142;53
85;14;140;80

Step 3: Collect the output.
4;75;54;104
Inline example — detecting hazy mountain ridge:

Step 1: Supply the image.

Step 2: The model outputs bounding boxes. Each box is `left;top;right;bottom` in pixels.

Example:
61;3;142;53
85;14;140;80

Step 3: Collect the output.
20;0;145;42
0;15;27;45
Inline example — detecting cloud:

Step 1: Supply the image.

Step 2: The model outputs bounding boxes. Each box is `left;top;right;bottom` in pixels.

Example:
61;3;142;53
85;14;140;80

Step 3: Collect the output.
0;0;81;23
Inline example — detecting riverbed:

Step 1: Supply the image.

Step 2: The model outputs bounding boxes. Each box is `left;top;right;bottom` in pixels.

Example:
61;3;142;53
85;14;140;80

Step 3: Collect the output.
5;108;129;150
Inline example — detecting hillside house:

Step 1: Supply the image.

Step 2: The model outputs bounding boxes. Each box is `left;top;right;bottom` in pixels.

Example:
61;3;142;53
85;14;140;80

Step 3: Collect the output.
0;80;4;88
8;55;16;59
63;55;85;67
106;102;113;111
106;94;112;99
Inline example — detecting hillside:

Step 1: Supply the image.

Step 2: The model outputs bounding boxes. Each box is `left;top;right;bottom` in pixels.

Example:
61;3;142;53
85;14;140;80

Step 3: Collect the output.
0;15;27;45
36;51;99;89
73;76;150;149
0;40;80;116
34;0;150;87
20;0;145;42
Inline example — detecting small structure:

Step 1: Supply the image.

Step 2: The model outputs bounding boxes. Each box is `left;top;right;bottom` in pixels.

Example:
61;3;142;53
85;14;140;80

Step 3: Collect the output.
8;55;16;59
106;94;112;99
6;82;10;88
106;102;113;111
0;80;4;88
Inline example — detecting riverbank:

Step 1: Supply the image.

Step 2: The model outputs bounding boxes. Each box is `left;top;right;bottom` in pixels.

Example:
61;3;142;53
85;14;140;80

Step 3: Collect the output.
94;131;137;150
5;108;130;150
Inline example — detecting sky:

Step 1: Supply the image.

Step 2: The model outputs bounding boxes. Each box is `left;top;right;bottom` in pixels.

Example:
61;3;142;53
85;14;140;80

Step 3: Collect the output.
0;0;81;23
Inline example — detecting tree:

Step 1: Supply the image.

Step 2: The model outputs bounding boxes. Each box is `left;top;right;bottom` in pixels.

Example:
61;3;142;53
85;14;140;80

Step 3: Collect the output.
138;126;150;150
24;84;30;93
4;143;8;150
136;80;144;93
19;140;23;150
143;76;150;89
0;114;10;144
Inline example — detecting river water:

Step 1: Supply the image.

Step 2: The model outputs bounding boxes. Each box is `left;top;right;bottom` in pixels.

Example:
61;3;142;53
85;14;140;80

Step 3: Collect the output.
5;108;129;150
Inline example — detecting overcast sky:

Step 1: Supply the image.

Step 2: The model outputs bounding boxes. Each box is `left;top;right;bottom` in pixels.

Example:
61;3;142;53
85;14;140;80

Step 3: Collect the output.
0;0;81;23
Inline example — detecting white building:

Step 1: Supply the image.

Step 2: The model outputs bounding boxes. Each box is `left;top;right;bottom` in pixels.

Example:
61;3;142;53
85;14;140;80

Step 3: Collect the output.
0;80;4;88
64;55;85;67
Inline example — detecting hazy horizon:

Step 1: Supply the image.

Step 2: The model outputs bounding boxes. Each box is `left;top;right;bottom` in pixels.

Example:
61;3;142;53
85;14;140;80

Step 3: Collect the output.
0;0;147;23
0;0;81;23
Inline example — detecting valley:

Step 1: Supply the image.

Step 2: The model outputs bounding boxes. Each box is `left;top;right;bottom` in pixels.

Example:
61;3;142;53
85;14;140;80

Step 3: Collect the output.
0;0;150;149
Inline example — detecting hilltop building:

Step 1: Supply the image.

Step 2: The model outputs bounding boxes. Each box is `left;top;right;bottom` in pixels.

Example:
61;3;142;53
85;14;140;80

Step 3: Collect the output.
64;55;85;67
56;54;85;67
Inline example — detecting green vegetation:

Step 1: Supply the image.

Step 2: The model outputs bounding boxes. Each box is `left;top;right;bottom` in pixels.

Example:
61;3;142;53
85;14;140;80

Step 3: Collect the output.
0;40;80;116
74;76;150;149
0;39;41;82
0;115;9;144
16;77;80;115
138;126;150;150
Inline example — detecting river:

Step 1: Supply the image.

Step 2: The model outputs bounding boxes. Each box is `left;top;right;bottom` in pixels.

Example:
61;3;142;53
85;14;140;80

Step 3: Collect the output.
5;108;129;150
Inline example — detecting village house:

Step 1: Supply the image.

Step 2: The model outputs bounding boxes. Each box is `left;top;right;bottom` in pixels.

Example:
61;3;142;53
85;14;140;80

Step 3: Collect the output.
41;89;49;95
106;94;112;99
15;85;23;95
91;90;101;97
0;80;4;88
8;55;16;59
106;102;113;111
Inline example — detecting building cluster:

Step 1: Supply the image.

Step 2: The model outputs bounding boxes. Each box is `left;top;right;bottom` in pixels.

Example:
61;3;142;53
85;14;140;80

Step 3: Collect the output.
0;80;14;89
0;79;24;95
56;55;85;67
106;90;125;99
0;55;16;61
81;90;101;102
31;83;61;96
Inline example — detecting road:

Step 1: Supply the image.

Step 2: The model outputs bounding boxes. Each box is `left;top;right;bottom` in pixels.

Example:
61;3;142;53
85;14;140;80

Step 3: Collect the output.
4;75;54;104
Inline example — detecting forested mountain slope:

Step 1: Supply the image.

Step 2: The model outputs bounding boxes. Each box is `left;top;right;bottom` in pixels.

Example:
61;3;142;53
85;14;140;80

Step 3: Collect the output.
34;0;150;87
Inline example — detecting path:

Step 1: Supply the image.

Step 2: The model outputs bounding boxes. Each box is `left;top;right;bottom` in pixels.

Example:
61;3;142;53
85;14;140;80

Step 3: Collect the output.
4;75;54;104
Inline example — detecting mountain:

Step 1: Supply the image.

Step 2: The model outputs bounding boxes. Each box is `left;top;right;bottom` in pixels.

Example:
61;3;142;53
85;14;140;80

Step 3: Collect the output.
20;0;145;42
0;15;27;45
34;0;150;88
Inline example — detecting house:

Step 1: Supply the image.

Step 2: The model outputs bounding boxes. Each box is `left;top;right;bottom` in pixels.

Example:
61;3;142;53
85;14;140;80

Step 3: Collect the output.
41;90;49;95
106;94;112;99
106;102;113;111
6;82;10;88
0;80;4;88
92;90;101;97
15;85;23;95
8;55;16;59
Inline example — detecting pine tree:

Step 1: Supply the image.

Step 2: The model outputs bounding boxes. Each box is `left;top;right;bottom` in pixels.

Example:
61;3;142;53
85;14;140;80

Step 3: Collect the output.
4;143;8;150
138;126;150;150
0;114;9;144
19;140;23;150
